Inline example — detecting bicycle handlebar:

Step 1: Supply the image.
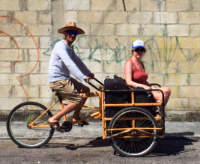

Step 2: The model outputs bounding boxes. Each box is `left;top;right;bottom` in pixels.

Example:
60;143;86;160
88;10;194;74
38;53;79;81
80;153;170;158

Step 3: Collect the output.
149;83;161;87
86;78;104;91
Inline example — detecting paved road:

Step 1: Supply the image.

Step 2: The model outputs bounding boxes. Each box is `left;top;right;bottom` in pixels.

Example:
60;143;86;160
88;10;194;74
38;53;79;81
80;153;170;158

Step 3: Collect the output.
0;136;200;164
1;121;200;139
1;121;200;163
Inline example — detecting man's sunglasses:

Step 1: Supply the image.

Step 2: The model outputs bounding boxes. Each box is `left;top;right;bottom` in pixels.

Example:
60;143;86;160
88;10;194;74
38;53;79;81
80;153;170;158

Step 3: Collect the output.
135;48;146;52
66;30;78;36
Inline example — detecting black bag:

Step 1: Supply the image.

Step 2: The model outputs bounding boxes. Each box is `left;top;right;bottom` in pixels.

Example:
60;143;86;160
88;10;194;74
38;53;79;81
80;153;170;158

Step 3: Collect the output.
104;75;157;121
134;87;157;115
104;75;130;104
134;87;155;102
104;75;131;121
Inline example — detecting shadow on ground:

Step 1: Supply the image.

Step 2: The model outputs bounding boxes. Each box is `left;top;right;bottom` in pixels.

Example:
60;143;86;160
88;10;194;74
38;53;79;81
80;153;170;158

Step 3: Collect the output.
43;132;198;157
43;137;110;150
151;132;198;156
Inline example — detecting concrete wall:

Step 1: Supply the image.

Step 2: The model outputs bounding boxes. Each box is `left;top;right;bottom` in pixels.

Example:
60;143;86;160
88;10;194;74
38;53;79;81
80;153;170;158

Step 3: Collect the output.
0;0;200;120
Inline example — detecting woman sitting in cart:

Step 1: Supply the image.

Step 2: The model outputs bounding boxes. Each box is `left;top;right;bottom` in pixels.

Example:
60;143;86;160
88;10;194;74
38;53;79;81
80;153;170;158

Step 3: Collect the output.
124;40;171;108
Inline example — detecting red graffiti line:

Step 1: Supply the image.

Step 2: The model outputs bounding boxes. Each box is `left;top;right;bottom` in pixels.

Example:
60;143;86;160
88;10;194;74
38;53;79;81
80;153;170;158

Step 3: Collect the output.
0;31;19;68
0;15;40;99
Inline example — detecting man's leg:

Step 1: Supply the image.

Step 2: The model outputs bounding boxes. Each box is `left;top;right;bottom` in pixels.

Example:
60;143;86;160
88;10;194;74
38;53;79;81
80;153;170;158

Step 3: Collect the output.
48;103;78;123
71;96;87;122
48;96;87;123
48;78;89;123
71;86;90;122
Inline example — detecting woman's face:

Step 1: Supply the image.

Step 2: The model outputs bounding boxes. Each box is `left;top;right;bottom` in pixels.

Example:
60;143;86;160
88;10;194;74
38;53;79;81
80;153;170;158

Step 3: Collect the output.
132;47;146;59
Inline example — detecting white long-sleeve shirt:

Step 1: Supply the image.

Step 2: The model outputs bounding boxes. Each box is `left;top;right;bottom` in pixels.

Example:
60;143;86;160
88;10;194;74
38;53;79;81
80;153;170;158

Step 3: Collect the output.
49;40;91;82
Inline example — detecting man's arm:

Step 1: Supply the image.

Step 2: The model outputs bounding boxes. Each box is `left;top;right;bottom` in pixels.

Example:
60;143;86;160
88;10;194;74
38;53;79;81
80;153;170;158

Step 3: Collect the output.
72;51;92;76
56;43;87;81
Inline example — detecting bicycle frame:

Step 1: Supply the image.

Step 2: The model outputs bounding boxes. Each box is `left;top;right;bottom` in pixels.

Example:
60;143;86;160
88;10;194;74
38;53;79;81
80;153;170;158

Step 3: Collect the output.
28;78;164;139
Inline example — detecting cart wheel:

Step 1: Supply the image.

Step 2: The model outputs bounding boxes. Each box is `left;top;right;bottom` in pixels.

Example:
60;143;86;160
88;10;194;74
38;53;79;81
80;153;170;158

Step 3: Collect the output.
108;107;158;157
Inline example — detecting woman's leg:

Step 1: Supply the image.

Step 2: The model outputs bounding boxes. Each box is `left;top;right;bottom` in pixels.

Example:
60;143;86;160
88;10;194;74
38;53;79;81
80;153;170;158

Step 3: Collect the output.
161;87;171;107
152;87;171;134
152;87;171;107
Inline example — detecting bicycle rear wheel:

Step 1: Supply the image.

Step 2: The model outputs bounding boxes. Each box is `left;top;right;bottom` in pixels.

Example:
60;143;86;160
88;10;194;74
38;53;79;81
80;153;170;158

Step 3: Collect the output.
7;102;54;148
108;107;157;157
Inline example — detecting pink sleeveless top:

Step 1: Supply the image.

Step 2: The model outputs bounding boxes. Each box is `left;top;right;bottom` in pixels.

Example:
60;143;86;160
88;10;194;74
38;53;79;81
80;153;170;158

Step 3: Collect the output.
129;59;148;85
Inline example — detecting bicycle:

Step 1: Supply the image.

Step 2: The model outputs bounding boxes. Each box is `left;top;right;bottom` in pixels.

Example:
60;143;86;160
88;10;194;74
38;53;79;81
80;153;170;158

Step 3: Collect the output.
6;78;164;157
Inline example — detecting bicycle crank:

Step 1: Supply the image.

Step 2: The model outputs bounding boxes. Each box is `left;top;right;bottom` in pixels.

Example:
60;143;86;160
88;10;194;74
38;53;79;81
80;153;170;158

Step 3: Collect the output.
61;121;72;132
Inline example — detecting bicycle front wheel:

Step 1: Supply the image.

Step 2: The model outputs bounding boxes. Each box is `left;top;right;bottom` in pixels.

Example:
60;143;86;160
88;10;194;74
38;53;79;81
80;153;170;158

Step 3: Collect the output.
7;102;55;148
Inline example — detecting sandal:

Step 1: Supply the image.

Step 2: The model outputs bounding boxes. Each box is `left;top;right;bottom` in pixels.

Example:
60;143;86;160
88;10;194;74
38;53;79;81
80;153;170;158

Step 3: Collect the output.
48;121;64;133
78;120;89;127
71;118;89;127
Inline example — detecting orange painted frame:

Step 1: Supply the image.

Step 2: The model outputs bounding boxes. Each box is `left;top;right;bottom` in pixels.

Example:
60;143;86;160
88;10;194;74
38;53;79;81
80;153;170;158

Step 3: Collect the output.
27;84;163;139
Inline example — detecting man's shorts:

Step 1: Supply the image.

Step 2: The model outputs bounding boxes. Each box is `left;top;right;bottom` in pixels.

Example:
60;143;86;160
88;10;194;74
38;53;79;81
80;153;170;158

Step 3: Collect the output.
49;78;89;104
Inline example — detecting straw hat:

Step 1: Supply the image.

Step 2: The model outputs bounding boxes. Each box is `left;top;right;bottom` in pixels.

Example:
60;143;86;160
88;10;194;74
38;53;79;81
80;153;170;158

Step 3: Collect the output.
58;22;85;35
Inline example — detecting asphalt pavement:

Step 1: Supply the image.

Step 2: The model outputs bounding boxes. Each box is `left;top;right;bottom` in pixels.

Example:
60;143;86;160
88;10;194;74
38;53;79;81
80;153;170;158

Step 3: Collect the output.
1;121;200;140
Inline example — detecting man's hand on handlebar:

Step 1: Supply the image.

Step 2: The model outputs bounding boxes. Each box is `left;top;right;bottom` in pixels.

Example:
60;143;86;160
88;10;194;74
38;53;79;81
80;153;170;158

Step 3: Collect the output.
88;73;94;79
84;73;95;82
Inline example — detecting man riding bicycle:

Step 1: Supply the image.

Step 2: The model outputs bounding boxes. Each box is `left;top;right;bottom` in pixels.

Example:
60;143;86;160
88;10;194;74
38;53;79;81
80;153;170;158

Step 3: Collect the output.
48;22;94;132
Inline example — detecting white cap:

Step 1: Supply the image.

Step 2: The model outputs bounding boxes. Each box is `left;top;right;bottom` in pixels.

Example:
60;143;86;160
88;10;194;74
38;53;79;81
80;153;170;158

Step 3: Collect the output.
132;40;145;50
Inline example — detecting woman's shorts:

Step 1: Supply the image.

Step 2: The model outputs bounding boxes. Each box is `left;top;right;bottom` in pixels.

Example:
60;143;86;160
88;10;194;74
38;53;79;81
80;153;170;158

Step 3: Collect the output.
49;78;89;104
